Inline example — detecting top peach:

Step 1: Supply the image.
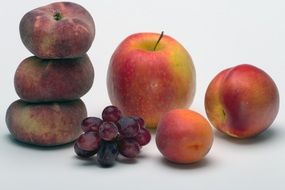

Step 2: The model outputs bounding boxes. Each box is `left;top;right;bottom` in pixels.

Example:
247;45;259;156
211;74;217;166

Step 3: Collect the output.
19;2;95;59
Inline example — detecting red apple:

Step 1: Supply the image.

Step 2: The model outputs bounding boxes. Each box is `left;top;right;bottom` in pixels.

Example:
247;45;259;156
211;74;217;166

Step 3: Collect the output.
205;64;279;138
20;2;95;59
107;32;196;128
156;109;213;164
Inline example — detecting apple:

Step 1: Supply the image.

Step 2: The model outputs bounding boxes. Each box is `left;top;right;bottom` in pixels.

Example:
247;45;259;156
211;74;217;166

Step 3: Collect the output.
14;54;94;102
6;99;87;146
107;32;196;128
156;109;213;164
19;2;95;59
205;64;279;138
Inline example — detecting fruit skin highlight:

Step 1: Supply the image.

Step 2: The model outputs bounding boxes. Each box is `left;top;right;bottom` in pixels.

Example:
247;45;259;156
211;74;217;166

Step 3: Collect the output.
205;64;279;138
19;2;95;59
14;55;94;102
6;99;87;146
156;109;213;164
107;32;196;128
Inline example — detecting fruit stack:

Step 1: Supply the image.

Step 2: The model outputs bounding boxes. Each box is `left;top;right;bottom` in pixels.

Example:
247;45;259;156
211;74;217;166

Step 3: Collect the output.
5;2;96;146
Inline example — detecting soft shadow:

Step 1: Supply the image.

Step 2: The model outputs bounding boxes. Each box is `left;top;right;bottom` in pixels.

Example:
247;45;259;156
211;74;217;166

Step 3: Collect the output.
159;156;212;170
136;152;149;159
73;155;118;168
73;155;96;162
214;125;281;145
148;128;157;135
72;155;99;166
5;134;74;150
116;155;138;164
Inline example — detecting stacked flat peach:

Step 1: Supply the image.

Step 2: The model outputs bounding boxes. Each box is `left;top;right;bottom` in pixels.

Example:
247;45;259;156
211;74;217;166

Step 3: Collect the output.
6;2;95;146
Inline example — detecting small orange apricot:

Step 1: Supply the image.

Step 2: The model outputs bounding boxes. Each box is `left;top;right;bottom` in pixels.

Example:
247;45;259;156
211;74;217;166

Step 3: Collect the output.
156;109;213;164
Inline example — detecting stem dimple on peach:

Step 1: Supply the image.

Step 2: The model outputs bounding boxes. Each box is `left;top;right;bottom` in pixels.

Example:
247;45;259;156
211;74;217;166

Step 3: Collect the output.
53;11;62;21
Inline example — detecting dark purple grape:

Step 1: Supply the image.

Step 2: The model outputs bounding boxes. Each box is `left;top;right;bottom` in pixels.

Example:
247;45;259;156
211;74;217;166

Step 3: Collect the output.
119;138;140;158
97;140;119;167
117;117;140;138
134;128;151;146
77;132;101;152
74;142;96;158
102;105;122;122
99;122;119;141
131;116;145;128
81;117;103;133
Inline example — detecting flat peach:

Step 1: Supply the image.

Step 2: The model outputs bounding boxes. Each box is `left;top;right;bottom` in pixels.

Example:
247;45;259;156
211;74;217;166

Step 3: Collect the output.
6;99;87;146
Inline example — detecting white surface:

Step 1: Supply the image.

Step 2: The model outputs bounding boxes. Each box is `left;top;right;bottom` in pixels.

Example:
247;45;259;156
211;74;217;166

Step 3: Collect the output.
0;0;284;190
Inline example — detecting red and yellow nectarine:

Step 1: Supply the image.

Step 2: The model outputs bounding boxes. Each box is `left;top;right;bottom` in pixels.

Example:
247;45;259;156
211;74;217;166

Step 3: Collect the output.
205;64;279;138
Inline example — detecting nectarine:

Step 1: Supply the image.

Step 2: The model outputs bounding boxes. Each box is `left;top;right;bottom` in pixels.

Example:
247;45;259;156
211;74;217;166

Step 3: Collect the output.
205;64;279;138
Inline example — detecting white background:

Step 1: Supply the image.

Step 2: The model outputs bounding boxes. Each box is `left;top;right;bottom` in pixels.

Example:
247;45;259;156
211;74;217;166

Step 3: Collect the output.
0;0;284;190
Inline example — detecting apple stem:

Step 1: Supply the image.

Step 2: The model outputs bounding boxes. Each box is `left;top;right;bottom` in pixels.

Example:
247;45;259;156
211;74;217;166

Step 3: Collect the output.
54;11;62;21
153;31;164;51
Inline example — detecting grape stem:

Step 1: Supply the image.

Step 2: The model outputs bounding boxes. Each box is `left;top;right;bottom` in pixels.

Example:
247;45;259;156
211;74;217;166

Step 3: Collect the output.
153;31;164;51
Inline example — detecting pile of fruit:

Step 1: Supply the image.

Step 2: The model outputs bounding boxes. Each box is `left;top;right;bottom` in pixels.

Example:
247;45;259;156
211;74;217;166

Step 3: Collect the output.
5;1;280;167
74;106;151;166
6;2;95;146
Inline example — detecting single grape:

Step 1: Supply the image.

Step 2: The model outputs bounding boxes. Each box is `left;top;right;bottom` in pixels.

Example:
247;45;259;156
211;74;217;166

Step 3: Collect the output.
102;105;122;122
134;127;151;146
117;117;140;138
131;116;145;128
97;140;119;167
81;117;103;133
77;132;101;152
119;138;140;158
99;122;119;141
74;142;96;158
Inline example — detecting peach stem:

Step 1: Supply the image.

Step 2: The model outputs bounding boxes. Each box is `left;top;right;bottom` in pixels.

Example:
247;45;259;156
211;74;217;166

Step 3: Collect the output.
54;11;62;21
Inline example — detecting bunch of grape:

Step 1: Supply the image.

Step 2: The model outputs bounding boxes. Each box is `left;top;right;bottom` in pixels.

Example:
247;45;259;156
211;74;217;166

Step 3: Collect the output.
74;105;151;167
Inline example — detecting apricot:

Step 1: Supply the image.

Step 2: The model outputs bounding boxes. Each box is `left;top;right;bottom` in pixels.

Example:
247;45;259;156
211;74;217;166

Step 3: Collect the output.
156;109;213;164
5;99;87;146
